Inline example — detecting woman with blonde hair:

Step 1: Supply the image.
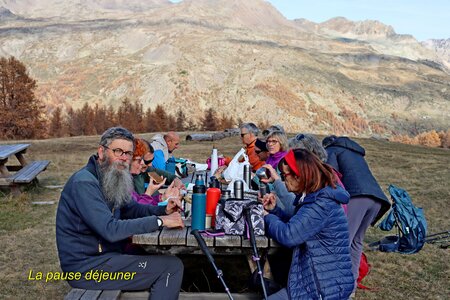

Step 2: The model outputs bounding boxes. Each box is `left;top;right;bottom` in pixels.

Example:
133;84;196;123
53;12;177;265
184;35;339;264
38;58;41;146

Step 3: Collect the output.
265;131;289;169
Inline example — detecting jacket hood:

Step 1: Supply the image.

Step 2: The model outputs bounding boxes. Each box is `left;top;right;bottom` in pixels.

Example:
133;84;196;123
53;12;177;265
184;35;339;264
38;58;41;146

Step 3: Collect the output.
294;185;350;206
326;137;365;156
151;134;166;145
151;134;169;161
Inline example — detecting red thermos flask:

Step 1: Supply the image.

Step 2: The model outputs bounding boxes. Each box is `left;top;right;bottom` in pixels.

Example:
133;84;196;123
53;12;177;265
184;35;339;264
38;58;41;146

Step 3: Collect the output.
206;177;221;227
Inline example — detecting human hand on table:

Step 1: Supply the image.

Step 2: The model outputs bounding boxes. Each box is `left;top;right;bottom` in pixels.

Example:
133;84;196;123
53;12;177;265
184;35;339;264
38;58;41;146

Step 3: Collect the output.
159;212;184;228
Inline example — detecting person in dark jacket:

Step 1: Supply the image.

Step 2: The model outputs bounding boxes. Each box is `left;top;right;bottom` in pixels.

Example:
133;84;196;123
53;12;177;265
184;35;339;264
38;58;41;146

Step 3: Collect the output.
323;135;391;291
56;127;184;300
262;149;354;300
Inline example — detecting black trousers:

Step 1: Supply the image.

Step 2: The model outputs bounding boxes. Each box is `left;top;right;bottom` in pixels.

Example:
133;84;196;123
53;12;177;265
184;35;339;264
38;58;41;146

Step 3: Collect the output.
69;255;183;300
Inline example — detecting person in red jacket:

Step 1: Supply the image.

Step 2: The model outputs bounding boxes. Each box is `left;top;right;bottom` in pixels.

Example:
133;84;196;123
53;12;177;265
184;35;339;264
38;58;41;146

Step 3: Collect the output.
239;122;265;171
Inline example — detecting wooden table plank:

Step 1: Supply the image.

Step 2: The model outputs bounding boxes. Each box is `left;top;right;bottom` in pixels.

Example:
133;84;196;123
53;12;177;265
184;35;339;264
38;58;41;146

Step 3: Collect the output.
186;227;214;247
132;229;161;245
80;290;102;300
214;235;242;247
64;288;86;300
159;226;188;246
0;144;30;160
13;160;50;183
242;235;269;248
98;290;121;300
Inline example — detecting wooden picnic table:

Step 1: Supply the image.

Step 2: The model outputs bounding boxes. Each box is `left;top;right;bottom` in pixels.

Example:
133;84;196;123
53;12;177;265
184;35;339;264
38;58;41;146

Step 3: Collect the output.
133;217;280;286
133;224;277;255
0;143;50;195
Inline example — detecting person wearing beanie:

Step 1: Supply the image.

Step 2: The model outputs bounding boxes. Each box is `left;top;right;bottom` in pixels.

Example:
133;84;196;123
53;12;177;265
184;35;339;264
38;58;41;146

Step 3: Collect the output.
254;138;269;163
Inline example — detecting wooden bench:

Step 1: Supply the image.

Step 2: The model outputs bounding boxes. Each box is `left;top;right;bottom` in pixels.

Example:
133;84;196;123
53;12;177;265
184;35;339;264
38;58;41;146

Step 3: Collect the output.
64;289;121;300
10;160;50;183
65;289;260;299
0;160;50;194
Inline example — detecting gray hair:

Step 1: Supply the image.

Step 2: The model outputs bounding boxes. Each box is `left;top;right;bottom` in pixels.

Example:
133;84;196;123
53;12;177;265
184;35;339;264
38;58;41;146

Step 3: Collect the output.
262;125;285;137
289;133;328;162
240;123;259;136
99;127;134;147
267;131;289;151
99;159;133;208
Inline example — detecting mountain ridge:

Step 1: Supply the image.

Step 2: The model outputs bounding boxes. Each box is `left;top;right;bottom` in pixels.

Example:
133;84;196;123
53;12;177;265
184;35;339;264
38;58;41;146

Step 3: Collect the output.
0;0;448;135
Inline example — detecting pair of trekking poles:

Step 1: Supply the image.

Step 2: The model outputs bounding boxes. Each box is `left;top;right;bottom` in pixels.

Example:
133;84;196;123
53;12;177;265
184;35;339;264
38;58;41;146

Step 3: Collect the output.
425;230;450;249
191;207;269;300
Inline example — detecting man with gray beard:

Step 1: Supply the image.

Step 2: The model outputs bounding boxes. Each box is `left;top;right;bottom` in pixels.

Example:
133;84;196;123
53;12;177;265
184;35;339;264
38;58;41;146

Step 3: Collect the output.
56;127;184;300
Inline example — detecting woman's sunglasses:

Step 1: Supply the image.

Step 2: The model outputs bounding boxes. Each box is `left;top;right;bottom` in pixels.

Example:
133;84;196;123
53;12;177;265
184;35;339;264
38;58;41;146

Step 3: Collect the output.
143;158;154;165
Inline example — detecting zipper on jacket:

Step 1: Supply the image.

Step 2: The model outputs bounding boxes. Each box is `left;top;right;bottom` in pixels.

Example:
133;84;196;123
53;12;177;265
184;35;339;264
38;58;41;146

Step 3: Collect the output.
166;273;171;287
309;255;323;299
286;248;295;299
98;242;103;253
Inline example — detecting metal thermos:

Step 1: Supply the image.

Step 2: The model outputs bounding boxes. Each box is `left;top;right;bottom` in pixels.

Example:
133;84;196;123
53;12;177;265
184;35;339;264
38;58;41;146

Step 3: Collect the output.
206;177;221;228
234;179;244;199
259;182;268;197
243;164;251;189
192;174;206;230
220;190;231;202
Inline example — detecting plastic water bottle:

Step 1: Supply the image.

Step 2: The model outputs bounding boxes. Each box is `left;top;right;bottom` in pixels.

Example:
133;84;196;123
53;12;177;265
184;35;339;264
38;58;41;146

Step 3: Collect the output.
192;174;206;230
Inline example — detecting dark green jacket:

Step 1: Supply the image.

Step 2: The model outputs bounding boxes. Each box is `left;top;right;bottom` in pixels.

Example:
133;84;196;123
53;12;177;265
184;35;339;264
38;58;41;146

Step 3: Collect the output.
133;166;178;194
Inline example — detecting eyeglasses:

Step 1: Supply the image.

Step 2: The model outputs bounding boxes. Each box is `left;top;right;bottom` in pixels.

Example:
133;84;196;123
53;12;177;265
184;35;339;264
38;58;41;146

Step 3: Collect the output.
143;158;154;165
240;133;249;138
266;139;279;145
103;145;133;159
280;172;293;181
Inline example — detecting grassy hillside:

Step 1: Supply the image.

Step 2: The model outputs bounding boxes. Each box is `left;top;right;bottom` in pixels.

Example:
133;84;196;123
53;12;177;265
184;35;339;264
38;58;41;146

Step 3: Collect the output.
0;134;449;299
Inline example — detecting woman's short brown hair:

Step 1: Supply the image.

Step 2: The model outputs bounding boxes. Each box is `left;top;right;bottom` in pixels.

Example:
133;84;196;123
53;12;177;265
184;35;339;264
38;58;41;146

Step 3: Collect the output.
279;148;336;194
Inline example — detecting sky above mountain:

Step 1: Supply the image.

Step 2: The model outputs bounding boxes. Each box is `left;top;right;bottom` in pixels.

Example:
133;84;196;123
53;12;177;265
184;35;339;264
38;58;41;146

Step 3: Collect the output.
169;0;450;41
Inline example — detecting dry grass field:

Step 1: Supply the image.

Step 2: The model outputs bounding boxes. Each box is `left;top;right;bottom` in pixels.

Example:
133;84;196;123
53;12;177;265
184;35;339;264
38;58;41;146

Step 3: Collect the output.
0;133;449;299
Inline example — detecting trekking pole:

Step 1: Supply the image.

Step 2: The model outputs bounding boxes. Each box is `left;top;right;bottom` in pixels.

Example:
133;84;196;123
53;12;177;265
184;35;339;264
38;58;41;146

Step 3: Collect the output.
425;230;450;238
244;207;268;300
425;234;450;243
191;229;234;300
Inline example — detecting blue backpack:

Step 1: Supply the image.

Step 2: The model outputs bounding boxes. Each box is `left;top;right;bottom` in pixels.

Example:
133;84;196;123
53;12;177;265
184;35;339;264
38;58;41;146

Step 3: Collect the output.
374;185;427;254
166;157;189;178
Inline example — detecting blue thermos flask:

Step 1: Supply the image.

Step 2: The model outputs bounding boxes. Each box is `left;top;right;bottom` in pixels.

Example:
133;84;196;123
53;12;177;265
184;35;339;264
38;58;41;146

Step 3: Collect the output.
191;174;207;230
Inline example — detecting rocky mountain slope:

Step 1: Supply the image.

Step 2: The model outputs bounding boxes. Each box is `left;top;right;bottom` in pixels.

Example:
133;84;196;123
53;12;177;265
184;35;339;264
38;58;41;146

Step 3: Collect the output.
422;38;450;70
0;0;448;135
